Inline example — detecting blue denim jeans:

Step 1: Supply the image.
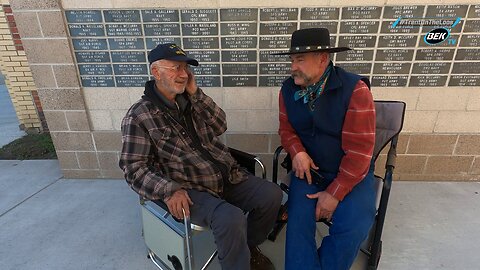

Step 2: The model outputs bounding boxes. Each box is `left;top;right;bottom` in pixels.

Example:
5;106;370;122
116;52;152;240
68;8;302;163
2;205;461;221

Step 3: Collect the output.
285;171;376;270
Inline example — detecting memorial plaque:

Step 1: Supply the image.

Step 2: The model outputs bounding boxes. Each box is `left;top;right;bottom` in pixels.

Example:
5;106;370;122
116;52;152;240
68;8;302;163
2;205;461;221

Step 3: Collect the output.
183;37;219;49
455;49;480;60
412;62;451;74
335;49;374;62
142;10;179;22
419;34;459;47
223;76;257;87
109;38;144;50
221;37;257;49
66;10;102;23
409;75;447;87
259;50;289;62
371;75;408;87
259;75;289;87
452;62;480;74
459;34;480;47
185;50;220;62
222;64;257;75
75;51;110;63
144;23;180;36
375;49;414;61
196;76;221;87
182;23;218;36
449;75;480;86
260;63;290;75
373;63;411;74
66;7;480;88
222;50;257;62
301;7;339;20
380;21;419;34
68;24;105;37
110;51;146;62
467;5;480;18
81;76;115;87
415;48;454;61
336;63;372;75
220;8;258;21
106;24;142;36
259;36;290;49
220;23;257;35
191;64;221;75
340;21;379;34
383;5;425;19
464;20;480;32
79;64;113;75
146;37;181;49
425;5;468;18
378;35;417;47
260;8;298;21
260;22;297;35
104;10;140;22
341;6;381;19
116;76;148;87
113;64;148;75
72;38;108;50
338;36;376;48
300;22;338;34
181;9;218;22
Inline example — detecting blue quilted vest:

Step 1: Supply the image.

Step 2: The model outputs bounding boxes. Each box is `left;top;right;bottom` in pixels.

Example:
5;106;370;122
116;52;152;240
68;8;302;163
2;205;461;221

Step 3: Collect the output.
281;65;370;178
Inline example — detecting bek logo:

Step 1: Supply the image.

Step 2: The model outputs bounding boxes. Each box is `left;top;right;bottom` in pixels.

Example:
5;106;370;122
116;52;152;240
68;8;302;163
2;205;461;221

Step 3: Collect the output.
424;28;450;45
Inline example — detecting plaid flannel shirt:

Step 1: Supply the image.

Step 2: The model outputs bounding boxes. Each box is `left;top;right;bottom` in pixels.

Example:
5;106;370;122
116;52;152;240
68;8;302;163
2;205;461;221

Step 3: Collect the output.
120;87;247;201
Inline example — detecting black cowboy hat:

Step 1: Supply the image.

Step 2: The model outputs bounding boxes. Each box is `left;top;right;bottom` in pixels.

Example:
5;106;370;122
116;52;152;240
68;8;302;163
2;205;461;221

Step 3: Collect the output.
272;28;351;55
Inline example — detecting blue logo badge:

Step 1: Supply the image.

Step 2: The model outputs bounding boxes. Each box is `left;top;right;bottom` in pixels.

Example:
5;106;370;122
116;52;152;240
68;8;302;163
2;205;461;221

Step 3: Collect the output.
424;28;450;45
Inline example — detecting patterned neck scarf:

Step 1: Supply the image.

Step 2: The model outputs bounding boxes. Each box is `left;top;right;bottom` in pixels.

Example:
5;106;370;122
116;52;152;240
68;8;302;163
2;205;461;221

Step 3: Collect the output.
294;62;333;111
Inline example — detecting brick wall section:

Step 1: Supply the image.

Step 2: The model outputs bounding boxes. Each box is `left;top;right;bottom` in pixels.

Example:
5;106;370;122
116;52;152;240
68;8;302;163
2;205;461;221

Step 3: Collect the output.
11;0;124;179
0;4;43;133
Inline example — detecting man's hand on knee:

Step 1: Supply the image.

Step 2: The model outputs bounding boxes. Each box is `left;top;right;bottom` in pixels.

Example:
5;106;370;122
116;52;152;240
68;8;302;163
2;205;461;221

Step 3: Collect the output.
306;191;339;221
165;189;194;219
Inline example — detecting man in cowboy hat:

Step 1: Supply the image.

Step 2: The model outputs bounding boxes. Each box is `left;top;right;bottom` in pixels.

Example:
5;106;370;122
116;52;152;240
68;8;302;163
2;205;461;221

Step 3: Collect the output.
276;28;376;269
120;43;282;270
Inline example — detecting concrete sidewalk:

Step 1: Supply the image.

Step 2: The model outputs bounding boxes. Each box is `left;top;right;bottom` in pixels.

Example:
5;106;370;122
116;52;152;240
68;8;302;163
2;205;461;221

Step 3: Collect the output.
1;160;480;270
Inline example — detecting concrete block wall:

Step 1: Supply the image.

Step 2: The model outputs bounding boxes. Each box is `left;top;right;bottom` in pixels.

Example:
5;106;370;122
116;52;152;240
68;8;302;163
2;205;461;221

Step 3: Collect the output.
9;0;123;179
0;1;44;132
7;0;480;182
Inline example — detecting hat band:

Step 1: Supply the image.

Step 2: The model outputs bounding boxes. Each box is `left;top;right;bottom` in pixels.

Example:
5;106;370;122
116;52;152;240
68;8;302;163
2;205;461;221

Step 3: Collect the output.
291;45;332;52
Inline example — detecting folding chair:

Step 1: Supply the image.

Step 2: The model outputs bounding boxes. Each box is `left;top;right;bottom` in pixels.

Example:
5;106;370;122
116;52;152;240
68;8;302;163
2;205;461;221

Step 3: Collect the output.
140;147;266;270
268;100;406;270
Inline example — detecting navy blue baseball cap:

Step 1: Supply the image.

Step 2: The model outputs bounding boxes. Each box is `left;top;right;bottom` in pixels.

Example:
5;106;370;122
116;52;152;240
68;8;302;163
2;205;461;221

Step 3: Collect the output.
148;43;199;66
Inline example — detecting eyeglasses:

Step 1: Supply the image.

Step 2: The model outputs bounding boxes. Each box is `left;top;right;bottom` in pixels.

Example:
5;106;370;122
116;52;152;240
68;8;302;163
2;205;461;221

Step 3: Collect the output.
156;64;190;73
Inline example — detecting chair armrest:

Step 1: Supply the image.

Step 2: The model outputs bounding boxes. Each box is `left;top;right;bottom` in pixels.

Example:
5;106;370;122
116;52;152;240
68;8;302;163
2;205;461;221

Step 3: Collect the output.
228;147;266;179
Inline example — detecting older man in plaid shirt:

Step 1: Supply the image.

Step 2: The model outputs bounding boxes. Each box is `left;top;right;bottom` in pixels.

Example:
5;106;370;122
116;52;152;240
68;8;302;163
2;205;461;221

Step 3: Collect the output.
119;43;281;270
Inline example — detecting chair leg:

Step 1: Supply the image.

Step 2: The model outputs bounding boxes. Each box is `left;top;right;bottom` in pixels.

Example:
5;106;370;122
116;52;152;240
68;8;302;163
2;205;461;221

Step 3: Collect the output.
367;240;382;270
201;250;218;270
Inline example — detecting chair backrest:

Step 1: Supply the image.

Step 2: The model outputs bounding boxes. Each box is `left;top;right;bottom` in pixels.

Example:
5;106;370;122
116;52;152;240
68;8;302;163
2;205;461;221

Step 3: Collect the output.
372;101;406;162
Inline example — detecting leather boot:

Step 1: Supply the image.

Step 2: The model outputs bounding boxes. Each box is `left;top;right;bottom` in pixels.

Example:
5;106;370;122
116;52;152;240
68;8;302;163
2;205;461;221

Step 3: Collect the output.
250;246;275;270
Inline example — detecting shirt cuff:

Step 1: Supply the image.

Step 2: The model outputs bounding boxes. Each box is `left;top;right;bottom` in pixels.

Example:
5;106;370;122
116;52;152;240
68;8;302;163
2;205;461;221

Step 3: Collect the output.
325;181;350;201
161;181;182;201
288;142;306;159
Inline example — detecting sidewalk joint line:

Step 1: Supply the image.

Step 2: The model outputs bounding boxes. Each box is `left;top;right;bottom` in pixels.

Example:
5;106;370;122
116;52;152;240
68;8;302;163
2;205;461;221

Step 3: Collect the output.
0;176;63;219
